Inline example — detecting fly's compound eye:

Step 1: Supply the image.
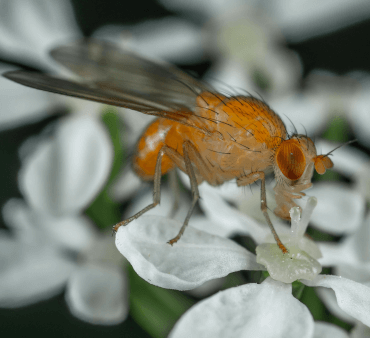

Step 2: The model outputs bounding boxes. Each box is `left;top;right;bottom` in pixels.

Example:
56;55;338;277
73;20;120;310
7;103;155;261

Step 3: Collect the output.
314;155;334;174
276;140;306;180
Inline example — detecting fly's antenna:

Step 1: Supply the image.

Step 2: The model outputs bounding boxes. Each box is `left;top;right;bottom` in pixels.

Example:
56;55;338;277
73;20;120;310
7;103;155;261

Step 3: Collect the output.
322;139;357;158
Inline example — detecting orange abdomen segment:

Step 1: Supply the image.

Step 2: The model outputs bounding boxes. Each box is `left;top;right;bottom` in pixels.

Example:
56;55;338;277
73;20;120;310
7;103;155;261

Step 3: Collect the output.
133;118;176;180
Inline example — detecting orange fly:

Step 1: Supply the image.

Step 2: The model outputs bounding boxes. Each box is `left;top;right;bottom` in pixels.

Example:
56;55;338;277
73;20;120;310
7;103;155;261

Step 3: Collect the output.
3;40;335;254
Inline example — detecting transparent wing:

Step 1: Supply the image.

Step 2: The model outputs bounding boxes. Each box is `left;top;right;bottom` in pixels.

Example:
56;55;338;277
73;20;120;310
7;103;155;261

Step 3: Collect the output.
50;39;210;112
3;40;214;133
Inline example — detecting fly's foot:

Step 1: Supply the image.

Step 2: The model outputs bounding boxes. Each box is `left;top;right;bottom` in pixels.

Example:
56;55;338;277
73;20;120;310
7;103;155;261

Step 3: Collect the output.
167;236;180;246
111;220;128;236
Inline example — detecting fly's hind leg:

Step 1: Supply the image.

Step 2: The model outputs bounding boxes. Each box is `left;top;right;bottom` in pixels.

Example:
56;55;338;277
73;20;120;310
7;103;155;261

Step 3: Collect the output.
113;145;177;233
237;172;288;254
113;141;213;246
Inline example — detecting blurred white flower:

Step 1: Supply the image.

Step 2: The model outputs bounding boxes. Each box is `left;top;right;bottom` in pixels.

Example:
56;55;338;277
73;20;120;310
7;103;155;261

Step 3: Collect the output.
0;0;81;71
158;1;303;95
92;16;205;65
266;0;370;43
276;70;370;149
316;212;370;325
204;5;302;96
169;276;367;338
0;62;63;131
0;0;81;130
0;115;128;325
161;0;370;43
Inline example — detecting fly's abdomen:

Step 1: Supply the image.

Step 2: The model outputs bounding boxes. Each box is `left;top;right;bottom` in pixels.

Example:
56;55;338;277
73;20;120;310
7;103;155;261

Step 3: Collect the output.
133;118;176;180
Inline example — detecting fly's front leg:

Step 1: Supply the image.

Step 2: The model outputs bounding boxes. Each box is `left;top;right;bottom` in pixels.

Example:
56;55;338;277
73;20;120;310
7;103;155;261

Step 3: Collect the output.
237;172;288;254
113;146;169;233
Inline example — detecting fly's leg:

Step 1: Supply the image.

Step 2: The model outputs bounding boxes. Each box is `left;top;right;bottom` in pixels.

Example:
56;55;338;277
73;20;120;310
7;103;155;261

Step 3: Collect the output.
237;172;288;254
113;146;177;232
167;142;203;245
168;170;180;219
114;141;214;246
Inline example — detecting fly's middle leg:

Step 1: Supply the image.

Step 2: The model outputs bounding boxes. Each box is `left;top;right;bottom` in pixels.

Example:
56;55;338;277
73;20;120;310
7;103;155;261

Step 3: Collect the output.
114;142;214;246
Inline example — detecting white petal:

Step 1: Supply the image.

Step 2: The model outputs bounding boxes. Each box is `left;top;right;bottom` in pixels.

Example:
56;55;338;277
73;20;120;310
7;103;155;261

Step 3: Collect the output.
336;263;370;284
118;108;155;149
269;93;328;135
20;115;113;216
0;64;61;130
159;0;244;18
344;213;370;263
93;17;203;64
109;167;142;202
198;178;242;204
170;277;314;338
0;238;76;308
308;182;365;235
84;232;127;268
186;277;225;298
349;86;370;147
65;265;128;325
123;186;190;223
315;287;355;323
115;215;264;290
271;0;370;43
204;59;257;94
263;49;302;95
189;215;238;238
302;275;370;326
354;161;370;202
350;322;370;338
318;242;357;267
3;199;97;252
314;321;349;338
199;185;268;242
0;0;81;70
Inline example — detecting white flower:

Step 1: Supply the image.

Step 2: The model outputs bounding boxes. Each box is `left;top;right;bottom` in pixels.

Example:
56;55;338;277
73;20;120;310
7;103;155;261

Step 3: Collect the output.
115;197;370;335
169;275;370;338
0;0;81;130
92;16;204;65
204;5;302;96
160;0;370;43
0;0;81;71
271;71;370;150
0;115;128;325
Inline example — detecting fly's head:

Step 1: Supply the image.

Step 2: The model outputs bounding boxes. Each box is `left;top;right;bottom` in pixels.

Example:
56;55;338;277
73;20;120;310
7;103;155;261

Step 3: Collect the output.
272;134;333;220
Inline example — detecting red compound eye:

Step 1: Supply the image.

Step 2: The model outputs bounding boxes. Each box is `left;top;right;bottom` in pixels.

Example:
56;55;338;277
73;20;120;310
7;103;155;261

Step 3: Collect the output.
276;140;306;180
